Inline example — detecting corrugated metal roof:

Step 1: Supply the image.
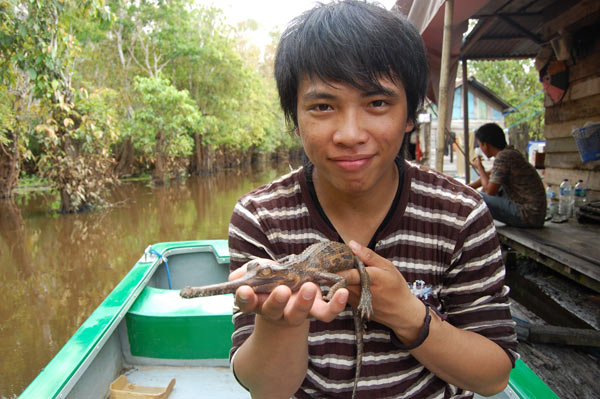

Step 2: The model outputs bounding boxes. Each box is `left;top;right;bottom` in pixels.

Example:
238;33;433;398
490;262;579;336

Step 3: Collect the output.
461;0;597;60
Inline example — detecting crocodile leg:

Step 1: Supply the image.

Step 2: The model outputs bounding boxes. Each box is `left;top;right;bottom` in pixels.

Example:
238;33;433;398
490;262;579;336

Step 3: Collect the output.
309;271;347;301
355;258;373;320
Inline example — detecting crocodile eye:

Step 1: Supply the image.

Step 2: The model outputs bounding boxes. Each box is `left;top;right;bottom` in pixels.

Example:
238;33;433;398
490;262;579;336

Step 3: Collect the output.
259;266;272;276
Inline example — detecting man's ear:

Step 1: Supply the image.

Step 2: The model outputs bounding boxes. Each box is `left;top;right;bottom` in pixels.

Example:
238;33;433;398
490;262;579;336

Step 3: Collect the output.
295;127;300;136
405;119;415;133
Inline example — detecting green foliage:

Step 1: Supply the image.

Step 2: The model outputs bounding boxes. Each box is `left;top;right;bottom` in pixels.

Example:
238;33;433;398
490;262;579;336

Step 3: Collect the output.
36;85;120;212
131;75;198;157
0;82;15;145
4;0;297;206
467;59;545;139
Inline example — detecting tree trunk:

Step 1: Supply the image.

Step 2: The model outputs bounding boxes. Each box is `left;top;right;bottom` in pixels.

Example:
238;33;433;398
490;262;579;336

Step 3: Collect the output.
58;136;80;213
152;131;166;185
115;137;134;177
191;140;216;175
190;132;203;175
0;130;20;199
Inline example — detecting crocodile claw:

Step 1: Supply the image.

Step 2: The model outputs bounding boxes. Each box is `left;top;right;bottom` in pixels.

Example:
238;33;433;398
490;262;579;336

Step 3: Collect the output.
358;294;373;321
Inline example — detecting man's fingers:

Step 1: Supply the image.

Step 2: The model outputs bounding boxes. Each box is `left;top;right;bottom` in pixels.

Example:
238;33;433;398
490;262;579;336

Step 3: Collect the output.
234;285;258;313
310;288;349;322
260;285;293;321
235;282;349;326
283;283;318;325
348;240;395;272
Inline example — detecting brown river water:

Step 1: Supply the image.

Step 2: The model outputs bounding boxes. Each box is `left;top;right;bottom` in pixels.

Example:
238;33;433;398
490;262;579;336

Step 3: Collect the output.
0;160;297;398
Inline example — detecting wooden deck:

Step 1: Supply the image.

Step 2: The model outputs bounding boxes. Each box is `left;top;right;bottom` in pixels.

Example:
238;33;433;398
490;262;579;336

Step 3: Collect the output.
495;219;600;293
496;221;600;399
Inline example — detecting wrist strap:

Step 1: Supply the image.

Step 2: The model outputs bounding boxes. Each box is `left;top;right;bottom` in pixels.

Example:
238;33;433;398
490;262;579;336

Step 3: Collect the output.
391;304;431;350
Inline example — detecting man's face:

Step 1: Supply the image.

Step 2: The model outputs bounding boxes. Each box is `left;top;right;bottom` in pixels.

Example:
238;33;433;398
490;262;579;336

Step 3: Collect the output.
296;76;414;195
477;139;492;158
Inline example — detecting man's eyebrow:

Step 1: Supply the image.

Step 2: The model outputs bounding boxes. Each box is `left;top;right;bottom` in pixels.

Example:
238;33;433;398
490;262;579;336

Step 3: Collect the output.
361;87;399;98
301;91;337;102
301;86;400;101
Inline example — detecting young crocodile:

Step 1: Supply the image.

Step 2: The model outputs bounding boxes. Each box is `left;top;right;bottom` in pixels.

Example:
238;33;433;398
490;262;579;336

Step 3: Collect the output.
180;241;372;398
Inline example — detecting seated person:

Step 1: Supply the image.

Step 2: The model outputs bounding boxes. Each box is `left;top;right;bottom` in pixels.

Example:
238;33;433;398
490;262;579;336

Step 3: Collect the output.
468;123;546;228
227;2;518;399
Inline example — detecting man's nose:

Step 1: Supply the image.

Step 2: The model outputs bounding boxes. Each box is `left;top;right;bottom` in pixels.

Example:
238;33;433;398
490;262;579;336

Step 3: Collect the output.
332;109;368;146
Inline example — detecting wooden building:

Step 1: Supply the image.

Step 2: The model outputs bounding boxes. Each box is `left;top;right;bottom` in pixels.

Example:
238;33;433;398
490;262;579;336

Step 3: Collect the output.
397;0;600;200
423;77;511;177
452;77;511;178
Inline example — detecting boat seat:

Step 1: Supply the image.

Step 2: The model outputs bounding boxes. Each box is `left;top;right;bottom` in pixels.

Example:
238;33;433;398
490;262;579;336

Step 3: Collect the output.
126;287;234;360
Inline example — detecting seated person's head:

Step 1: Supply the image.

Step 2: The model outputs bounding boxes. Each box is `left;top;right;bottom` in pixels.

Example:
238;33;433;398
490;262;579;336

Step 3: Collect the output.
475;123;507;153
274;0;428;129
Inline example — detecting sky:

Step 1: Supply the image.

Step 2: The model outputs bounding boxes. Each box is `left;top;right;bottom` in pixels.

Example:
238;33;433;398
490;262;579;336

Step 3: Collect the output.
196;0;398;50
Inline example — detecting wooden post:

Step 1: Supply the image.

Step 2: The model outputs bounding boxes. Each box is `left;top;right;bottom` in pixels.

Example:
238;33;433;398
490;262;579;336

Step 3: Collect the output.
436;0;453;172
462;58;470;183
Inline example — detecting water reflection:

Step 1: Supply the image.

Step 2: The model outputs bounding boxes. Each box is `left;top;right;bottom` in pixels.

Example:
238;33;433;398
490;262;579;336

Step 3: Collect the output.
0;160;297;398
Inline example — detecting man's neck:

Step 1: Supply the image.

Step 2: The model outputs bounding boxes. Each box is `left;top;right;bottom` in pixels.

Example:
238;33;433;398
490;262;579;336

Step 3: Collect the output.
312;163;400;246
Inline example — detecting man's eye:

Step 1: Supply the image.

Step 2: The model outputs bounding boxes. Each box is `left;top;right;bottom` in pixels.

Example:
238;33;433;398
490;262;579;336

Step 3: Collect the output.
313;104;331;111
371;100;387;107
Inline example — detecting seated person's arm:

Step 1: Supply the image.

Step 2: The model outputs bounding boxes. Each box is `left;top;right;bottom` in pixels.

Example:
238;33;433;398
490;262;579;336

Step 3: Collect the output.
483;181;501;195
468;177;481;189
471;156;501;195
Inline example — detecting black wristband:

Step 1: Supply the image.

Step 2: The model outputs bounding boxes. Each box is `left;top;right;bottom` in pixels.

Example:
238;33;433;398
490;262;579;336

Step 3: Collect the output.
391;304;431;350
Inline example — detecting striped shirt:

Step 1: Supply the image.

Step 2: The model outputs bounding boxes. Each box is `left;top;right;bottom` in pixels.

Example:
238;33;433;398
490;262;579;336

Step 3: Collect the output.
228;160;518;399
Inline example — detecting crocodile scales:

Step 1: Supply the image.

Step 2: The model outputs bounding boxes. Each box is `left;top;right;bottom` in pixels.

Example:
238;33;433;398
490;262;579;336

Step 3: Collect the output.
180;241;373;399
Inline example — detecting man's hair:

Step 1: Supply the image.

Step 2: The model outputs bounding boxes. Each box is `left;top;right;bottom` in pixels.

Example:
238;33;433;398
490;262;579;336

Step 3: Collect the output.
274;0;428;128
475;123;507;150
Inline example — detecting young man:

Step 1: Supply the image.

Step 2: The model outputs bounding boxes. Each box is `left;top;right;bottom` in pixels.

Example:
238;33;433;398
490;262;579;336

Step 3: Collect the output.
468;123;546;228
227;2;517;398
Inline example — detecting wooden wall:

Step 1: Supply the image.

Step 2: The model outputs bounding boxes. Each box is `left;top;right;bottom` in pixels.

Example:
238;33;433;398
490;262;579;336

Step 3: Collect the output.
543;38;600;201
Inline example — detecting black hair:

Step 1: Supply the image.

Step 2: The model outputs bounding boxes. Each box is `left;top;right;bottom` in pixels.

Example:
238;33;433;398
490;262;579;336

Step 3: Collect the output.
475;123;507;150
274;0;428;128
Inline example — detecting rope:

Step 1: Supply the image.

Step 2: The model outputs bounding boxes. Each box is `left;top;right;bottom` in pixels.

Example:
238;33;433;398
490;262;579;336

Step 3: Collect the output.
506;109;543;130
148;248;172;289
503;89;544;116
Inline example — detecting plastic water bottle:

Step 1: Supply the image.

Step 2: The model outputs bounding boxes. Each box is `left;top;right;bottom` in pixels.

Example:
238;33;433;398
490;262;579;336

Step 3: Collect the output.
574;179;588;214
559;179;573;217
546;184;558;219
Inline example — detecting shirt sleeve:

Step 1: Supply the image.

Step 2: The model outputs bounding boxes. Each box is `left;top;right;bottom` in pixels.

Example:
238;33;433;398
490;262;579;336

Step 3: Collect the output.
440;198;519;366
227;198;275;362
489;151;510;186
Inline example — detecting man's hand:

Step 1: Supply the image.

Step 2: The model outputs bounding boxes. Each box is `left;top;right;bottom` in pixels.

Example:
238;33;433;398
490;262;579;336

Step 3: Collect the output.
230;260;349;327
471;155;484;171
336;241;424;335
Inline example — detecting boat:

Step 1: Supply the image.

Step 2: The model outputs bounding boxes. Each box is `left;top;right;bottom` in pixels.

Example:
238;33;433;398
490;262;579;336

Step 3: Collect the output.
19;240;559;399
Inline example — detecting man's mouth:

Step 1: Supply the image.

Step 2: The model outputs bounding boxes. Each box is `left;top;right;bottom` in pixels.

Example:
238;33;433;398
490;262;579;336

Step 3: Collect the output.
331;155;373;171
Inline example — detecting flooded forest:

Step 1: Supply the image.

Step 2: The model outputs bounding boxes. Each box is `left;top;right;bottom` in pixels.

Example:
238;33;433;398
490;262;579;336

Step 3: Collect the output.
1;1;301;396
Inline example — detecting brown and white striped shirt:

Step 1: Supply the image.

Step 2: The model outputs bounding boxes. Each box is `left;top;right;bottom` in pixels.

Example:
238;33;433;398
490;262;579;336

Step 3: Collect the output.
228;160;518;399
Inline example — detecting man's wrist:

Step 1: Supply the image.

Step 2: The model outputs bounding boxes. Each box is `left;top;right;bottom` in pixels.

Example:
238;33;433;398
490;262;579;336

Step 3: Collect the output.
390;299;428;347
391;303;431;350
